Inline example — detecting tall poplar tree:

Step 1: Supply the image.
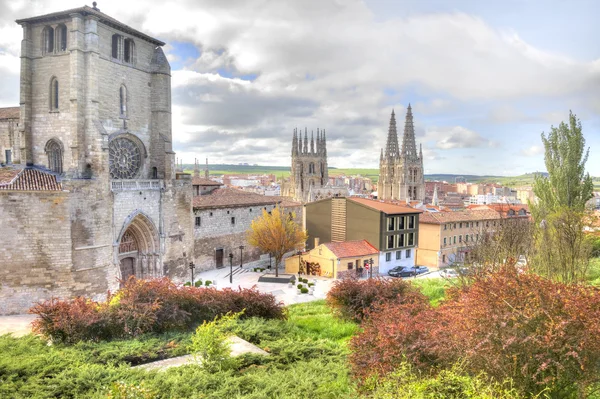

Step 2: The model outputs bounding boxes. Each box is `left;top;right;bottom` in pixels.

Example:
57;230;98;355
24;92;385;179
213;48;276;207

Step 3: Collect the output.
531;111;594;282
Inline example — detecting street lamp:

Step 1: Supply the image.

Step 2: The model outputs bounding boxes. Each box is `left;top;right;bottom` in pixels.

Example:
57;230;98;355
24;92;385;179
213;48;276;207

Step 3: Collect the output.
229;253;234;284
239;245;245;269
189;261;195;285
368;258;374;279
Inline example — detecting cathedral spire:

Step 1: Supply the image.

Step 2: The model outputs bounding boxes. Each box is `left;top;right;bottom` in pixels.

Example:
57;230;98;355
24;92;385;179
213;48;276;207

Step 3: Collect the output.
310;131;315;154
292;129;298;156
432;185;439;206
401;104;418;160
193;158;200;177
204;158;209;178
385;109;400;159
303;128;308;154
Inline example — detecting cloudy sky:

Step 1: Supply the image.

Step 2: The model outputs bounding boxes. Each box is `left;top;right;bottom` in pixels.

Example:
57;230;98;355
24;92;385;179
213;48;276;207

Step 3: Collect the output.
1;0;599;175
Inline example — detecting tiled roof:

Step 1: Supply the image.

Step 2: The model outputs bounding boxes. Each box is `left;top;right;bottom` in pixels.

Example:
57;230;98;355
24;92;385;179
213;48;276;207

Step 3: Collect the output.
0;167;20;185
419;209;501;224
0;168;62;191
16;6;165;46
323;240;379;259
349;197;422;215
0;107;19;120
471;203;530;218
193;187;280;210
270;196;302;208
192;177;221;186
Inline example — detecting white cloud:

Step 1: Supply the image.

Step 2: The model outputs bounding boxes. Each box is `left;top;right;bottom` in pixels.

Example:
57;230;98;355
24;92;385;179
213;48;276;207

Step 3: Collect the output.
519;145;544;157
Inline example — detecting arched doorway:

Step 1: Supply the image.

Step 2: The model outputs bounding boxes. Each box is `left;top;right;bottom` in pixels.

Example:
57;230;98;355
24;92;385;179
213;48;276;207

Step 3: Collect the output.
117;212;160;282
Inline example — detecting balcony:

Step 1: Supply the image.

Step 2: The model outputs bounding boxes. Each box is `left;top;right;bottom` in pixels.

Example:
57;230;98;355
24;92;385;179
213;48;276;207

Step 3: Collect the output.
111;180;162;191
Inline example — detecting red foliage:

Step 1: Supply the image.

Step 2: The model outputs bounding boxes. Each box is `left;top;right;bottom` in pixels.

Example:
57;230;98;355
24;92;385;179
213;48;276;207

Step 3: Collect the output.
326;277;428;322
29;277;286;343
349;268;600;396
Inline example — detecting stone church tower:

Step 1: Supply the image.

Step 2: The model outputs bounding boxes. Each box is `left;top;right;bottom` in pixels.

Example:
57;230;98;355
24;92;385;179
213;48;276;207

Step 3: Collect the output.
0;4;192;314
289;128;328;202
377;105;425;201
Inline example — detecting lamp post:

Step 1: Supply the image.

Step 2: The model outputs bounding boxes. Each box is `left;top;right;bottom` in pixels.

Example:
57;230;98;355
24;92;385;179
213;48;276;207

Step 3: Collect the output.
229;253;234;284
368;258;374;279
239;245;245;269
189;261;195;285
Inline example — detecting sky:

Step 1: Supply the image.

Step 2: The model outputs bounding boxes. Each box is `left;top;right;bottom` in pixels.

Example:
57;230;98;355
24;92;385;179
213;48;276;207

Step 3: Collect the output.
0;0;598;176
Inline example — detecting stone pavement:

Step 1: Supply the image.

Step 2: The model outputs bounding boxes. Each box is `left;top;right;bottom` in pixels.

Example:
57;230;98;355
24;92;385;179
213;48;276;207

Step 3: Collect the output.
134;335;269;371
0;314;36;337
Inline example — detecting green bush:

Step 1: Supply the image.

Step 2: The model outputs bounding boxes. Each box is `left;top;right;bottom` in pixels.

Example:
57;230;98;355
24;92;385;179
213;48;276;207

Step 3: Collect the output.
194;280;203;287
205;280;212;287
106;381;157;399
190;312;242;373
308;283;315;287
184;282;192;287
300;287;309;294
297;284;304;289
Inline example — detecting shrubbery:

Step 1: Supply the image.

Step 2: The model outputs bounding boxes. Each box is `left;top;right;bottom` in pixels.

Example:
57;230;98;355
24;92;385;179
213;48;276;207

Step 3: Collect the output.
349;268;600;397
29;277;285;343
326;277;427;322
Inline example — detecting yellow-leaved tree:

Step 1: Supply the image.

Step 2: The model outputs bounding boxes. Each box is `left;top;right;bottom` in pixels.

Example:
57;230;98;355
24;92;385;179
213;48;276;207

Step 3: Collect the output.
247;206;307;277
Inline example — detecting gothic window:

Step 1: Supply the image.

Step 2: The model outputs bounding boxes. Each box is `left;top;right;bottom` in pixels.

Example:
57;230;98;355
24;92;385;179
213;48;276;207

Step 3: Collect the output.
119;85;127;116
109;137;142;179
42;26;54;55
56;24;67;52
112;34;121;59
45;139;63;174
49;77;59;111
119;230;138;253
309;162;315;174
124;38;135;64
152;167;158;179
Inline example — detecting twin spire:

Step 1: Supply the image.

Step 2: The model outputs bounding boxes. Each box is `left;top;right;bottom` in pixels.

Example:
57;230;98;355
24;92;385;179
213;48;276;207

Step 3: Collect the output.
292;127;327;155
382;104;420;161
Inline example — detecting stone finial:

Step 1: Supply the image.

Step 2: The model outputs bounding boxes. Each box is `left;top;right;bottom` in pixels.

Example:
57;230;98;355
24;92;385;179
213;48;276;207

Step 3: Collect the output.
92;2;99;10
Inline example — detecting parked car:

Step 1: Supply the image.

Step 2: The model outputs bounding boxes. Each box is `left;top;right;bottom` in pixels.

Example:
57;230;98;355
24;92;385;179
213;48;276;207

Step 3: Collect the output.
388;266;429;278
440;268;459;278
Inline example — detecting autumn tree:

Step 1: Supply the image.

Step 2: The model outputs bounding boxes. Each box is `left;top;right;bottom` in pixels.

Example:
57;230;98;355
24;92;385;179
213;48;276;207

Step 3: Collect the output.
247;206;307;277
530;111;594;282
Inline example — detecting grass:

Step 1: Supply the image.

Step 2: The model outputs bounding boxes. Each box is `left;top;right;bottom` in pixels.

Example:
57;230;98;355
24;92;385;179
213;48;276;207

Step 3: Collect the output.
410;278;450;307
587;258;600;285
0;301;359;399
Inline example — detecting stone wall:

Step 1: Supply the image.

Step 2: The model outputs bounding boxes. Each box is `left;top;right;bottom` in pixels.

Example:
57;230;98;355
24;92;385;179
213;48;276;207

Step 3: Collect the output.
0;190;74;314
193;203;278;238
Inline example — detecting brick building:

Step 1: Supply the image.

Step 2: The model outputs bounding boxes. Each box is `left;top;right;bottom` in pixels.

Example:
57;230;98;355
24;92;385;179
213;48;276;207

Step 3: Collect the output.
0;5;192;314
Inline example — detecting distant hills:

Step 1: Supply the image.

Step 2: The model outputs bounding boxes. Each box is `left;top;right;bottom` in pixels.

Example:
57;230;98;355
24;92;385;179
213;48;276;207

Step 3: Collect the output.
183;164;555;186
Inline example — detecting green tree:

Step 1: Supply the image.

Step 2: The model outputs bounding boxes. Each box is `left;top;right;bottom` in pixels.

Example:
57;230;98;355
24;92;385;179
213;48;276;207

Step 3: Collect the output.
247;206;307;277
531;111;594;282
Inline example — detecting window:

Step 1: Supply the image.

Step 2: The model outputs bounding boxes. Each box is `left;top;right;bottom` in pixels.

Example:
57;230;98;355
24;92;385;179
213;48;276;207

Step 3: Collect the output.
486;221;489;228
459;235;462;243
470;222;474;228
453;236;456;244
459;222;463;228
123;38;134;63
444;224;447;230
5;149;12;164
442;254;446;263
405;249;411;258
388;217;395;231
49;78;59;111
119;86;127;116
408;216;415;229
465;235;469;242
231;217;235;225
43;26;54;54
407;233;414;246
387;235;394;249
396;251;401;260
386;253;391;262
453;223;457;229
398;234;405;247
209;212;213;217
152;167;158;179
195;216;201;227
112;34;121;59
398;216;405;230
45;139;63;174
347;262;353;270
57;24;67;52
249;208;252;212
227;210;230;214
443;237;447;246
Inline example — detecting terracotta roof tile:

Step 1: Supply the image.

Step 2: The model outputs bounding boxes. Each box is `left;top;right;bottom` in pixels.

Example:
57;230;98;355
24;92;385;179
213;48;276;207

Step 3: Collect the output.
0;168;62;191
419;209;501;224
193;187;280;210
348;197;422;215
192;177;221;186
323;240;379;258
0;167;20;185
0;107;19;120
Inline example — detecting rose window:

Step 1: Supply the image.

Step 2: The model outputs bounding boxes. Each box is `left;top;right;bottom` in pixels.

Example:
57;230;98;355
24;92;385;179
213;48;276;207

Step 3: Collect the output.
109;137;141;179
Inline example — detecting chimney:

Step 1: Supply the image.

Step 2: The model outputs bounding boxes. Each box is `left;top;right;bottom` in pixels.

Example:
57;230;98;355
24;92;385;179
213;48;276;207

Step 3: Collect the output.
314;237;320;248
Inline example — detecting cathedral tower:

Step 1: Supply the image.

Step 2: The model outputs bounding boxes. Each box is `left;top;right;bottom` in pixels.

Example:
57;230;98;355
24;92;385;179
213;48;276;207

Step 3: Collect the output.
289;128;328;202
377;105;425;201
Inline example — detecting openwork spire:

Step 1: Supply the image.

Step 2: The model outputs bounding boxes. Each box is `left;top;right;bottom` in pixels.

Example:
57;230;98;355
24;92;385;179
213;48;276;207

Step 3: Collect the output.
385;110;400;159
401;104;418;160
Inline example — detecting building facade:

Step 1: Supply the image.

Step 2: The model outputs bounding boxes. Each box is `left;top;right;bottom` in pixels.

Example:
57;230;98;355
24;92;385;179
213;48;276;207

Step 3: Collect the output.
0;5;192;314
304;197;422;275
377;105;425;202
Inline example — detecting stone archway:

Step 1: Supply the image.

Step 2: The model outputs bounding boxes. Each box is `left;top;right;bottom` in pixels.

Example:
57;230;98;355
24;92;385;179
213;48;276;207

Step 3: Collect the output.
117;212;161;281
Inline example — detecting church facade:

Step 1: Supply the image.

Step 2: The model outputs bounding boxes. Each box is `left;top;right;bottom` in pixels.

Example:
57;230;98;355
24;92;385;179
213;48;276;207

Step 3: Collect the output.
0;5;192;314
377;105;425;202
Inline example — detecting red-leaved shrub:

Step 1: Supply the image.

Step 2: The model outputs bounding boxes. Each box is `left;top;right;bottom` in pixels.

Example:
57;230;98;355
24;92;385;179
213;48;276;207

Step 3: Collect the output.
29;277;286;343
349;268;600;396
326;277;428;322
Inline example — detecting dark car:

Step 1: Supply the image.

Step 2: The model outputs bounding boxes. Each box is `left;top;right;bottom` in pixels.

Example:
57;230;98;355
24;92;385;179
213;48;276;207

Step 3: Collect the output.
388;266;429;278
